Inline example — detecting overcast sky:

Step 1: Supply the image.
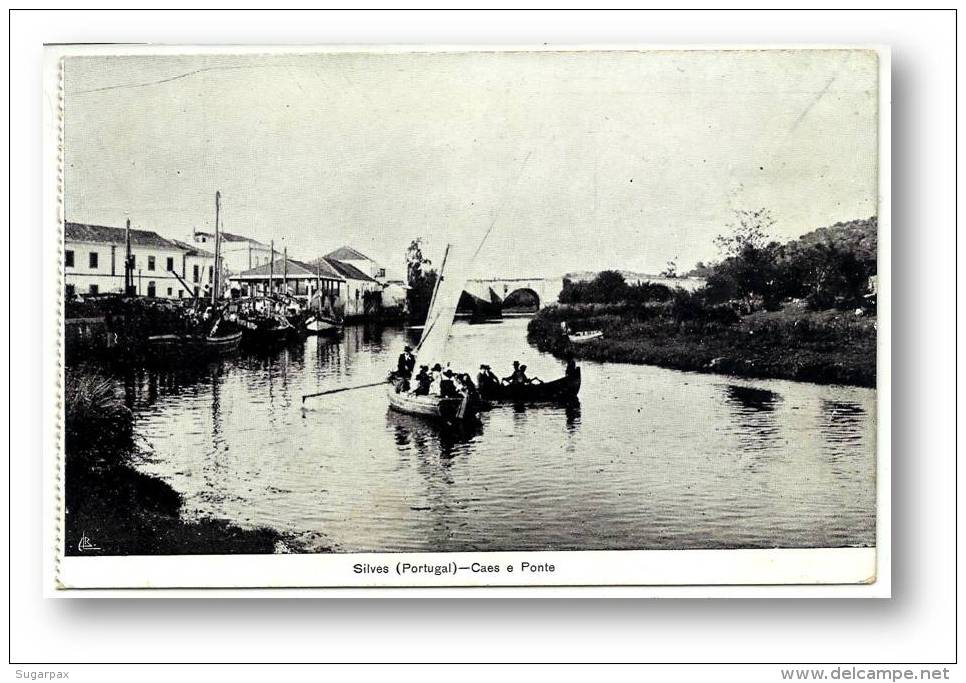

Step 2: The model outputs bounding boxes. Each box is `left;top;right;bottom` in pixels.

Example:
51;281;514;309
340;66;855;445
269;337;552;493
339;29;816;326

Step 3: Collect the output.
64;49;878;278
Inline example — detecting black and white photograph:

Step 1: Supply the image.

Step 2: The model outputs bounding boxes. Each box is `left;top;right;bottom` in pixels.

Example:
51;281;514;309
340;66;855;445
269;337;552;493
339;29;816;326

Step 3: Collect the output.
54;45;884;588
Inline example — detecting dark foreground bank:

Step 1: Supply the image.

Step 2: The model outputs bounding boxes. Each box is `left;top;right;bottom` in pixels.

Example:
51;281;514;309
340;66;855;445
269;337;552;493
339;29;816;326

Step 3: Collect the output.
64;367;289;555
528;302;876;388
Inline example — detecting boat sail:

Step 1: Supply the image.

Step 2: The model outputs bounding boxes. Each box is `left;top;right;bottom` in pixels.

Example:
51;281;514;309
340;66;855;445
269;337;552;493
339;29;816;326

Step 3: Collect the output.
413;244;466;370
386;242;479;422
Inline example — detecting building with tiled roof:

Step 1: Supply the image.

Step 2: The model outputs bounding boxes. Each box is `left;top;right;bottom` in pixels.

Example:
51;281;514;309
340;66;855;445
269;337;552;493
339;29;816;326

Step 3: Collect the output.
229;258;345;301
64;221;215;299
190;228;277;275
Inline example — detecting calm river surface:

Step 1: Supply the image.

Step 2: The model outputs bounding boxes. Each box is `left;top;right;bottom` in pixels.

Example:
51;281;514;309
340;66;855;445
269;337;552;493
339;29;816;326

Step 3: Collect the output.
124;318;876;552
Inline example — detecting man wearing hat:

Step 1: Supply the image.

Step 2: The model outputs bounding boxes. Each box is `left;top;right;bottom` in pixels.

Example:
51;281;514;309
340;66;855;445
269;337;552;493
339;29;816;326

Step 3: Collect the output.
397;345;416;379
477;363;499;392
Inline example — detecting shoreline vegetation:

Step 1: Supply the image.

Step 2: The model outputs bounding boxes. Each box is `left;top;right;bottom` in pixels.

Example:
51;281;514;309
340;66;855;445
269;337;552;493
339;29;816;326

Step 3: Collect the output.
528;215;877;389
64;367;288;555
528;302;875;388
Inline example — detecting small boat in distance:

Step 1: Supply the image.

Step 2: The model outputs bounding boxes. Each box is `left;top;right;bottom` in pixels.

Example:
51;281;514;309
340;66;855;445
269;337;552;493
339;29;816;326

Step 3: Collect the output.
568;330;603;344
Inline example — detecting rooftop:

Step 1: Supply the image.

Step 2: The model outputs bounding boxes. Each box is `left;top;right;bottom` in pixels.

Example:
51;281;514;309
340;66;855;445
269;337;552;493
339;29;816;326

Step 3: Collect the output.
325;246;373;262
65;222;183;250
194;230;269;248
170;239;214;258
233;258;344;281
315;257;379;283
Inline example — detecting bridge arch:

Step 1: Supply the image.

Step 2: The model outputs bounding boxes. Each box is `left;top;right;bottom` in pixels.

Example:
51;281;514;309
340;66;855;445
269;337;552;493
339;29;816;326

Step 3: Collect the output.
502;287;541;312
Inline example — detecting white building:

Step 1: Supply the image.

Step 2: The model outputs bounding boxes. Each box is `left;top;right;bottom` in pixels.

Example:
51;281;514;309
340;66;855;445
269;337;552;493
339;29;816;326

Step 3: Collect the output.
317;256;383;319
65;222;213;299
324;246;407;314
191;229;278;275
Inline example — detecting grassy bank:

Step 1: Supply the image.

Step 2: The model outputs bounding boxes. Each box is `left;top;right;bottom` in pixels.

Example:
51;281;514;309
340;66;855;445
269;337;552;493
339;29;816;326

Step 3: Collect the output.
64;368;288;555
528;301;876;388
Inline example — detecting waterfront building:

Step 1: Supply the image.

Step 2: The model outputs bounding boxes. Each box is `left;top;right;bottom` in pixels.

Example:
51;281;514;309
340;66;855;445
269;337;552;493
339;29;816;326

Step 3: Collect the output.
323;246;408;315
191;228;278;275
317;257;383;319
324;246;386;280
229;258;345;301
64;222;208;299
169;240;216;299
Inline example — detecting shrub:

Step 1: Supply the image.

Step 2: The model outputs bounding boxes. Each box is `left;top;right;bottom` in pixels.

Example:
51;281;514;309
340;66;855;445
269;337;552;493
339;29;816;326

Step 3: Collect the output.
64;368;134;466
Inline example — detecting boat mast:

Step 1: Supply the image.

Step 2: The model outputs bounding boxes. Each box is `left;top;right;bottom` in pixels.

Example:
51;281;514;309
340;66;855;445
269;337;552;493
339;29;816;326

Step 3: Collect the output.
211;190;221;306
283;246;288;297
415;243;450;356
268;240;275;308
124;218;134;295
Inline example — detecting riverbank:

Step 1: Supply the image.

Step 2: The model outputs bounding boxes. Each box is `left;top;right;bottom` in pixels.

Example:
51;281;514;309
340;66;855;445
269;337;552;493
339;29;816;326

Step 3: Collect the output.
64;367;289;555
527;303;876;388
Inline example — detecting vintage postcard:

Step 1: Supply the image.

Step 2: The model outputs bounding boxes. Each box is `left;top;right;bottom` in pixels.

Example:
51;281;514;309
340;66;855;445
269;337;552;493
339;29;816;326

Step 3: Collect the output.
45;45;889;593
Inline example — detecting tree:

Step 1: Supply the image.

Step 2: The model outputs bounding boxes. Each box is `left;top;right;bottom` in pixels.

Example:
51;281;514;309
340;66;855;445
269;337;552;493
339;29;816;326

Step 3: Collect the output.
406;238;432;286
713;208;776;259
660;258;678;279
405;238;438;322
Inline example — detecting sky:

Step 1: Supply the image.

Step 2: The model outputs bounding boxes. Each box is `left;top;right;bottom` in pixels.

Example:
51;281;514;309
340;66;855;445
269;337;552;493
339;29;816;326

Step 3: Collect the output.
64;49;878;279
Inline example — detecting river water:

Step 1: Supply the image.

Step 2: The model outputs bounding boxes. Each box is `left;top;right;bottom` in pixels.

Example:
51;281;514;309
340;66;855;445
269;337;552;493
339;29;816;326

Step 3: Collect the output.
124;318;876;553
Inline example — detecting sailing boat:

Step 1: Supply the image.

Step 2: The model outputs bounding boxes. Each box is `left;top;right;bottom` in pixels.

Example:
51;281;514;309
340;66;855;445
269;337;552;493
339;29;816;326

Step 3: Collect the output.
386;244;480;423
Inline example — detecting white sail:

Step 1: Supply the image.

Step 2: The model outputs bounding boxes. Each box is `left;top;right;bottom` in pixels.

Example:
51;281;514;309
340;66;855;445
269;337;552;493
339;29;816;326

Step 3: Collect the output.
414;243;469;370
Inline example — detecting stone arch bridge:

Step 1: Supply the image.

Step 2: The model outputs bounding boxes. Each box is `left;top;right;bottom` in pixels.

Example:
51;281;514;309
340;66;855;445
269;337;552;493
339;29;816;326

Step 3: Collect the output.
464;277;564;311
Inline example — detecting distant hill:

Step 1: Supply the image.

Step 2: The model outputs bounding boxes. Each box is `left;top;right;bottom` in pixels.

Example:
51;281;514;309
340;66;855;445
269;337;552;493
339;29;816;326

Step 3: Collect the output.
784;216;878;265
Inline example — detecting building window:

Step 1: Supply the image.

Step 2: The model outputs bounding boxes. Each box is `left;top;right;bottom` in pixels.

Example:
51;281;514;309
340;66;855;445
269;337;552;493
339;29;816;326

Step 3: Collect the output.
178;290;183;298
166;257;175;272
88;284;99;294
88;252;98;269
193;265;200;282
355;289;360;301
166;287;173;297
147;281;156;298
208;266;213;283
377;268;386;278
194;286;200;297
148;255;156;271
65;250;74;267
65;284;75;297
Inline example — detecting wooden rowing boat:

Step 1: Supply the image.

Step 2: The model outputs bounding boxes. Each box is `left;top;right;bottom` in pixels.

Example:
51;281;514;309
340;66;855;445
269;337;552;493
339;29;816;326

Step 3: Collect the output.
203;329;243;353
479;367;581;402
304;314;343;336
386;383;479;423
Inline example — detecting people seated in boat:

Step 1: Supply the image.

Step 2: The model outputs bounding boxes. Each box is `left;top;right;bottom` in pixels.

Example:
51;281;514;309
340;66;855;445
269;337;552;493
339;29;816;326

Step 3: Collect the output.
412;365;432;396
503;360;524;384
439;369;460;398
429;364;444;395
396;345;416;378
458;373;480;401
518;364;543;385
477;364;500;391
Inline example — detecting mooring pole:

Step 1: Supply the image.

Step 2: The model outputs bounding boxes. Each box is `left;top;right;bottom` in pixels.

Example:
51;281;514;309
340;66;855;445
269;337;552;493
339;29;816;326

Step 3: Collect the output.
211;190;221;307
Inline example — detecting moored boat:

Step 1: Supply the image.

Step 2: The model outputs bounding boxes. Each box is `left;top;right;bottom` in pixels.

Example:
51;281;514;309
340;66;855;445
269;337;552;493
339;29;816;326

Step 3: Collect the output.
304;314;343;336
568;330;603;344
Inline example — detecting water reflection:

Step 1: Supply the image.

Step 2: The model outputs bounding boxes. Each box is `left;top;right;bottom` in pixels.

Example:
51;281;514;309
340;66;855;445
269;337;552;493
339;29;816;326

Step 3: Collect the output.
120;319;876;553
721;384;783;465
387;409;483;460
